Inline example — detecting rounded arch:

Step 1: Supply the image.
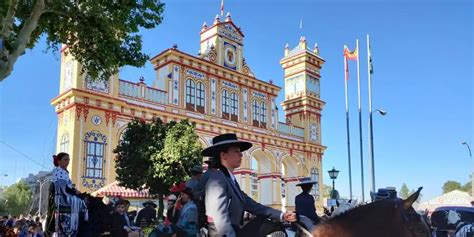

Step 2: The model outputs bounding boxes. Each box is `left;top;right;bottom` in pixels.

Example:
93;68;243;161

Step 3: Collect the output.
280;155;299;178
249;148;275;174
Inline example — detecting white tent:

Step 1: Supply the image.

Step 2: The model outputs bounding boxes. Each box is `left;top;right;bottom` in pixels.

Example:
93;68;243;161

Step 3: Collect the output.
416;190;473;212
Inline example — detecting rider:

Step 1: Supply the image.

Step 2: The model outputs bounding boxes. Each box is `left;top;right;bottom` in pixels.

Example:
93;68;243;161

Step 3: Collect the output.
202;133;297;237
46;152;87;236
295;177;321;225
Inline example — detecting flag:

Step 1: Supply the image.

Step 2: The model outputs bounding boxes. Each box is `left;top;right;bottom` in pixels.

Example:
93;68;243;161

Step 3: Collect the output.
368;46;374;74
220;0;224;17
344;45;358;61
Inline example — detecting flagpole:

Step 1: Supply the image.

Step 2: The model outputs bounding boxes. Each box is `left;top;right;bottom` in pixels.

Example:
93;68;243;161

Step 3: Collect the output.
356;39;365;202
367;34;376;195
344;53;353;200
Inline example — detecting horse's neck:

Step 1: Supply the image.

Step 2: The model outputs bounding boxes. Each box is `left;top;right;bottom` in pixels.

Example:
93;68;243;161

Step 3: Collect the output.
313;222;352;237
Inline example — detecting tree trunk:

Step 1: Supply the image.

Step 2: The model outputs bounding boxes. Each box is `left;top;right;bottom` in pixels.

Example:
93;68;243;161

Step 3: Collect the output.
158;194;164;221
0;0;45;81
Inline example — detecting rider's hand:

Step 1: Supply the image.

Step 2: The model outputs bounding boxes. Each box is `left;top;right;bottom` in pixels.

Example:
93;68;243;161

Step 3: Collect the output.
124;226;132;232
283;212;297;222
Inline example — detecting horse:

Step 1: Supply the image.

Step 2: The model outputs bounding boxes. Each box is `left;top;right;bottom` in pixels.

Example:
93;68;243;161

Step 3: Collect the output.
312;187;431;237
76;193;113;237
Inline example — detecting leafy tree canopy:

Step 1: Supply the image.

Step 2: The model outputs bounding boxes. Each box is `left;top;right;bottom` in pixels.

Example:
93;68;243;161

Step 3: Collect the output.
114;118;203;196
0;0;165;81
2;182;32;216
442;180;462;194
400;183;410;199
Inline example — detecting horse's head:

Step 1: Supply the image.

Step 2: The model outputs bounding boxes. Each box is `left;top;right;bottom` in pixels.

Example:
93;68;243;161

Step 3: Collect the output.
312;187;431;237
396;187;432;237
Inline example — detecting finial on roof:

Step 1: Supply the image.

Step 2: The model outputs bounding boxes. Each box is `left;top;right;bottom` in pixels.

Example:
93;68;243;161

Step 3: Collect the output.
201;22;208;32
214;14;220;24
284;43;290;56
210;44;215;49
299;36;307;49
313;43;320;55
172;44;178;49
285;43;289;49
269;79;273;84
225;12;231;22
197;50;201;56
139;76;145;83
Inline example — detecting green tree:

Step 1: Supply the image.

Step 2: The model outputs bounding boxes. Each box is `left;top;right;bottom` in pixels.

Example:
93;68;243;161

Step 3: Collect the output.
114;118;203;219
322;184;333;199
3;182;32;216
0;0;165;81
442;181;462;194
400;183;410;199
461;181;472;194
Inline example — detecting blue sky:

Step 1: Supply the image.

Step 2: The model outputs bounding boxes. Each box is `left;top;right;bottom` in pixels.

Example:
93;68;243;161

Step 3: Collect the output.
0;0;472;202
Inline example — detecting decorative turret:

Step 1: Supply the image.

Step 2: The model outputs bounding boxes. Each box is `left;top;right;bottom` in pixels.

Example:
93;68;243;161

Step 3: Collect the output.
199;12;247;73
280;37;325;144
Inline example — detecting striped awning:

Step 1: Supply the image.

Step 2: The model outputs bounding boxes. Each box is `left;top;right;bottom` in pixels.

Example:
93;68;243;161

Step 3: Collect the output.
92;181;151;198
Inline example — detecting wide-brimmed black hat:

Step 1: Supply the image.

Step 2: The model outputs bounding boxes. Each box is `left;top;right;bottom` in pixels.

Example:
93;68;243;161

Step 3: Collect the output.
201;133;252;157
296;177;317;186
142;200;157;208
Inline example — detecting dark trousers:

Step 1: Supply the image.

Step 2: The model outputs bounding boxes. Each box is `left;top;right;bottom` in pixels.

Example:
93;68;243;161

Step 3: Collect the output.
207;216;284;237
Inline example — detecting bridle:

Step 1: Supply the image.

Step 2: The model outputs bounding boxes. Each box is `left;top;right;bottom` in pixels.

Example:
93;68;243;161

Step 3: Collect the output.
395;198;431;237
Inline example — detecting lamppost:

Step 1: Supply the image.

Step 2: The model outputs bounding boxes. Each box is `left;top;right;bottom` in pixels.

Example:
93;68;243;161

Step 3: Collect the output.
328;167;340;200
461;142;472;197
368;109;387;194
36;178;50;217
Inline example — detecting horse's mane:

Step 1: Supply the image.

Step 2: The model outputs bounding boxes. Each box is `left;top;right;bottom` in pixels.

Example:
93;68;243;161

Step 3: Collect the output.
329;198;398;223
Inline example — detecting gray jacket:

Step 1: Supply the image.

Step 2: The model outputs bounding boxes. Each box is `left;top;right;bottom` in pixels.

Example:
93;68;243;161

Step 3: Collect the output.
205;168;282;237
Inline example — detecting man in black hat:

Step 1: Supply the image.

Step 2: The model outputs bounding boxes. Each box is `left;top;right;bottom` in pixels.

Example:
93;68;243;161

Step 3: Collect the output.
295;177;321;225
202;133;296;237
136;200;157;228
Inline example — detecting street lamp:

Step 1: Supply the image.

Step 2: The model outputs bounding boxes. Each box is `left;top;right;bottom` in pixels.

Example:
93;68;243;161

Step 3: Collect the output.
368;109;387;194
36;178;50;217
461;142;472;197
328;167;340;200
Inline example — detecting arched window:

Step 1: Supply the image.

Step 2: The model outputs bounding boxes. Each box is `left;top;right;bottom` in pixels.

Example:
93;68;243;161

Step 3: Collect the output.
196;82;205;113
185;79;196;110
230;92;239;122
250;157;259;201
222;89;230;119
252;100;259;127
260;101;267;128
311;167;319;200
60;133;69;153
83;131;106;179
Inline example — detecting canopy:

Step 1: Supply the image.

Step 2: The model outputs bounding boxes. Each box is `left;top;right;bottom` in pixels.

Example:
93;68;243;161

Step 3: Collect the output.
416;190;473;212
91;181;151;198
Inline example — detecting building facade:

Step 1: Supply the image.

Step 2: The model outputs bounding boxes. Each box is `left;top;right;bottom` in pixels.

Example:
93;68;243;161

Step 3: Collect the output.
51;13;326;210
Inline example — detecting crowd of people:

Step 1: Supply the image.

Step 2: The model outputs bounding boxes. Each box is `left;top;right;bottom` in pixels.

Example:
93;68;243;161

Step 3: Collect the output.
1;133;338;237
0;215;45;237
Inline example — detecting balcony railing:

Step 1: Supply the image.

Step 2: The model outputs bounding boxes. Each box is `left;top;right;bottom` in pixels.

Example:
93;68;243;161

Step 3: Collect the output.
277;122;304;138
119;80;167;104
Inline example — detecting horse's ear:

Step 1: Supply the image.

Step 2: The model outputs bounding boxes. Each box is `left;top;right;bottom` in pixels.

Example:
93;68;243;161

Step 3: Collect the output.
403;187;422;210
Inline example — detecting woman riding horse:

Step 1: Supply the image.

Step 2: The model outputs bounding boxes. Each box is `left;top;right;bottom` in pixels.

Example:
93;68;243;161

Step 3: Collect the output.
45;152;88;237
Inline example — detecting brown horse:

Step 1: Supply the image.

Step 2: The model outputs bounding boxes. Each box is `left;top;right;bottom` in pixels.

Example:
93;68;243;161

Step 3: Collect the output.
312;187;431;237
